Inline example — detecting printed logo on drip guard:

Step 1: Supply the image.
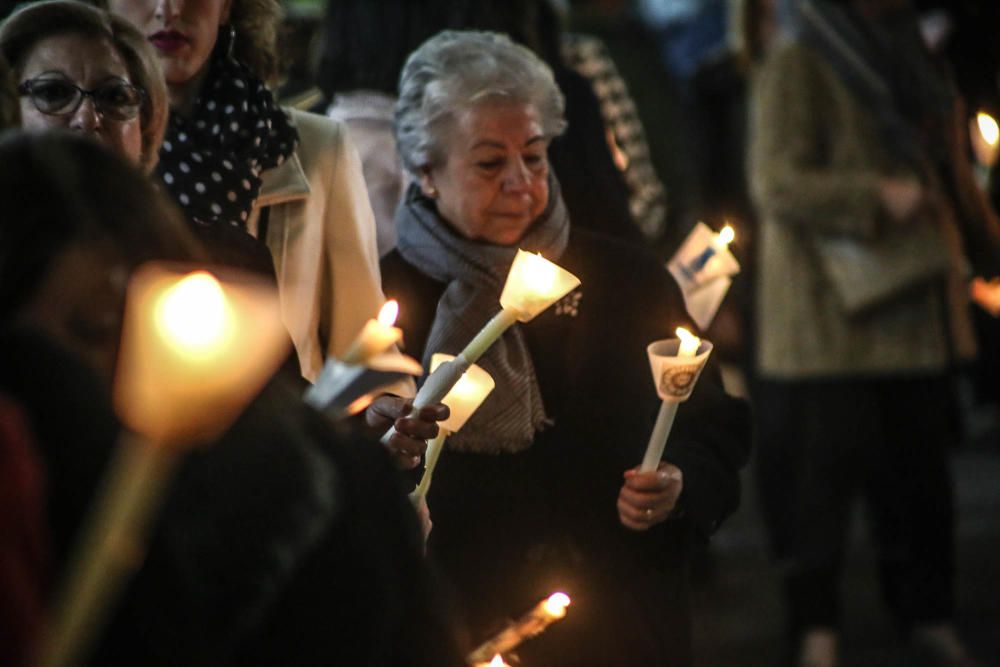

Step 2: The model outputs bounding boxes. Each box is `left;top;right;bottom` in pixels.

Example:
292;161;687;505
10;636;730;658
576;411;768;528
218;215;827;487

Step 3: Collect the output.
659;365;699;399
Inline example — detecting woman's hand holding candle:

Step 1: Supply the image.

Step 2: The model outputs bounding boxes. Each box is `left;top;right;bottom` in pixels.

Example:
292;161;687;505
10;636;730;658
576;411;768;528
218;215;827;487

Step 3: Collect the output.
365;395;449;469
618;462;683;531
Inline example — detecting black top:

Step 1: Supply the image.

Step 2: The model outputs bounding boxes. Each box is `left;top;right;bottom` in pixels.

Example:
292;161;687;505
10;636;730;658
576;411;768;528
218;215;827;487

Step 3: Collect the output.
382;229;750;666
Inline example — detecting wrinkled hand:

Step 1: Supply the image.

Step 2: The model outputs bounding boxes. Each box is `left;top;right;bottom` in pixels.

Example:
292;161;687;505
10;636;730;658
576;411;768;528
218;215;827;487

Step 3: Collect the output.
365;395;449;469
617;462;683;531
971;277;1000;316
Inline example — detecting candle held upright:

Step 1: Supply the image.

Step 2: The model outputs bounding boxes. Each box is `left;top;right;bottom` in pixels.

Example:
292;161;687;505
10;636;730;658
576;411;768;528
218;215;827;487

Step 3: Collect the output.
639;327;713;473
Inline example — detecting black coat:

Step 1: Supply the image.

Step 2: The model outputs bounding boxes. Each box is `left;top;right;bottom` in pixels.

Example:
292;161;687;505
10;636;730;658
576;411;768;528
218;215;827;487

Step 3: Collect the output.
382;229;750;666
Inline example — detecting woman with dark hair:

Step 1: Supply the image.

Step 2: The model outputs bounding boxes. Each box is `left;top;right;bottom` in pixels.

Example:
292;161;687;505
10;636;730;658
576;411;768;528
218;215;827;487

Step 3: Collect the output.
0;52;18;128
0;131;463;666
385;30;750;666
0;131;200;667
110;0;387;384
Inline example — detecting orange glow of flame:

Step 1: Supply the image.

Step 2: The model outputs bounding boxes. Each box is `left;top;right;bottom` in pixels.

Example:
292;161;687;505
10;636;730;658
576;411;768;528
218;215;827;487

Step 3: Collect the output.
978;112;999;147
543;592;571;619
155;271;232;356
675;327;701;358
377;299;399;327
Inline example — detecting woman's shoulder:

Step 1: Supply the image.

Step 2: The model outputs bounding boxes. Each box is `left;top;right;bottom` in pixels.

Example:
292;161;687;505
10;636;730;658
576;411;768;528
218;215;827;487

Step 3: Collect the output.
282;108;352;172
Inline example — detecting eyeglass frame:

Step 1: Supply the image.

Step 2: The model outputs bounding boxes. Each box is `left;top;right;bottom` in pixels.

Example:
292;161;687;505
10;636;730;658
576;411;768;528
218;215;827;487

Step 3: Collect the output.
17;76;146;122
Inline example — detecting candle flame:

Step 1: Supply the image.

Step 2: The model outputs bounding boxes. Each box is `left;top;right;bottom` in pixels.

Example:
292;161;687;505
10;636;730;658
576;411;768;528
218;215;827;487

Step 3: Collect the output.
675;327;701;358
543;592;571;619
978;112;999;147
488;656;507;667
155;271;230;353
719;225;735;246
377;299;399;326
523;252;558;295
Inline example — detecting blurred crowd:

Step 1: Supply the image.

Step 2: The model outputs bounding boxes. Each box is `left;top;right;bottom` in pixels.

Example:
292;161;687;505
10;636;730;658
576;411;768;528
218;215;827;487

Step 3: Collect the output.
1;0;998;666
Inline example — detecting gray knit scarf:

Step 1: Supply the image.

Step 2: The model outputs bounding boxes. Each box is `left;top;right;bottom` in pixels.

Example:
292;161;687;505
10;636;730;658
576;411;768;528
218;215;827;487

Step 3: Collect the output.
394;177;570;454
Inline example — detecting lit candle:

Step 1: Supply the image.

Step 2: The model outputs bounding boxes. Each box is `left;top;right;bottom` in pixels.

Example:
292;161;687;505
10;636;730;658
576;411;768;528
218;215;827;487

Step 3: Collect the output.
467;592;571;663
381;250;578;444
340;300;402;365
681;224;734;279
41;264;288;667
411;354;495;502
639;327;708;473
462;250;579;363
971;111;1000;169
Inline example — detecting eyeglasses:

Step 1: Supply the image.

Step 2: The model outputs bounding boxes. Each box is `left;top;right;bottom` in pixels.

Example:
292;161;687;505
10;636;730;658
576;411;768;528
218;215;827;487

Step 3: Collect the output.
17;77;145;122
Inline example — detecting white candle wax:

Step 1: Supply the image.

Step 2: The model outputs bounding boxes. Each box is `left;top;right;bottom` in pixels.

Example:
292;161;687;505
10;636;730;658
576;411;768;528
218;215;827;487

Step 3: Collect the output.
460;308;520;364
467;592;571;663
639;328;701;473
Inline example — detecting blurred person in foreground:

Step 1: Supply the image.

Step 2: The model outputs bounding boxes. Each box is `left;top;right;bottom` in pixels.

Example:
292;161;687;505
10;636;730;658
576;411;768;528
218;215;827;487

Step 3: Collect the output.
748;0;1000;665
0;131;462;666
381;30;751;667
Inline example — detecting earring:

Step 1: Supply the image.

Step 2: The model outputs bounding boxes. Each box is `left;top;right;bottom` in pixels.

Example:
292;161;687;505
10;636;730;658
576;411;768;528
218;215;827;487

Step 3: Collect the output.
427;185;438;198
222;23;236;61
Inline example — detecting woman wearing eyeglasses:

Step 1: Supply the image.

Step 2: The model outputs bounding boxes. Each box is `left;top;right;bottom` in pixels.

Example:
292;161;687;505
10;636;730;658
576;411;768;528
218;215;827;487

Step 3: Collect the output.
0;0;166;172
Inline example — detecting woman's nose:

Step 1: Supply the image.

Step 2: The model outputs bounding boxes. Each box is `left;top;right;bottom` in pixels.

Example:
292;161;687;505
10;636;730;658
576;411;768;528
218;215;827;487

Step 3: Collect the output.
156;0;182;21
69;97;102;134
501;158;532;192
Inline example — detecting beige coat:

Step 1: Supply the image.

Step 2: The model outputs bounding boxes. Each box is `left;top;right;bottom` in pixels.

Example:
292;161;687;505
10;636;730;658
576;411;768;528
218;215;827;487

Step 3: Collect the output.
249;109;385;382
749;40;989;379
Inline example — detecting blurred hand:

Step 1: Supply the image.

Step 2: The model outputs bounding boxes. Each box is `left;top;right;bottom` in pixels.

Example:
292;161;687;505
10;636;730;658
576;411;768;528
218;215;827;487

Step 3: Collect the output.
971;277;1000;316
617;462;683;531
879;177;924;225
365;395;449;469
411;493;433;549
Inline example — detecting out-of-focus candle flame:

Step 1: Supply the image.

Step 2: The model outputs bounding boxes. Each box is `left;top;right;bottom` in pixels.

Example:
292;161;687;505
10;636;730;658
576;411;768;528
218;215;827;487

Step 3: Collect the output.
377;299;399;326
676;327;700;358
488;655;508;667
718;225;735;246
542;592;571;619
155;271;231;354
978;112;999;147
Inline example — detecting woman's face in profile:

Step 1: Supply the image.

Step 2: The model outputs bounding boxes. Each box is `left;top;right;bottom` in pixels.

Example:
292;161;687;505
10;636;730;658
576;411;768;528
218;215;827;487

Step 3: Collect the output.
18;33;143;165
423;101;551;246
110;0;232;89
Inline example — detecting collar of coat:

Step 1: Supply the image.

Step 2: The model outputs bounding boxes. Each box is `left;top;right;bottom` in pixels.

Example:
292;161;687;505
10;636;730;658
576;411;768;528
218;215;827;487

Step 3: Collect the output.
256;148;310;207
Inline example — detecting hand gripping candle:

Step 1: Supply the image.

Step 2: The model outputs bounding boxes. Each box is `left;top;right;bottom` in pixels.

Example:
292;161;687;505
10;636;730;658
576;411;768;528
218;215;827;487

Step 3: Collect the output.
381;250;579;444
639;327;713;473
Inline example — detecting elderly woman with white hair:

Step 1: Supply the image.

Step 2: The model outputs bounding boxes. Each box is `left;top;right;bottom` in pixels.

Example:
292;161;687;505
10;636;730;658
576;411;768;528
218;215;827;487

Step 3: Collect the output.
381;30;751;666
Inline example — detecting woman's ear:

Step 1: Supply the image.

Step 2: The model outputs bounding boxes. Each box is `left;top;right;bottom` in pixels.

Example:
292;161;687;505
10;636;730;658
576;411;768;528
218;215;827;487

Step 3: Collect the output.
220;0;234;25
419;170;438;199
